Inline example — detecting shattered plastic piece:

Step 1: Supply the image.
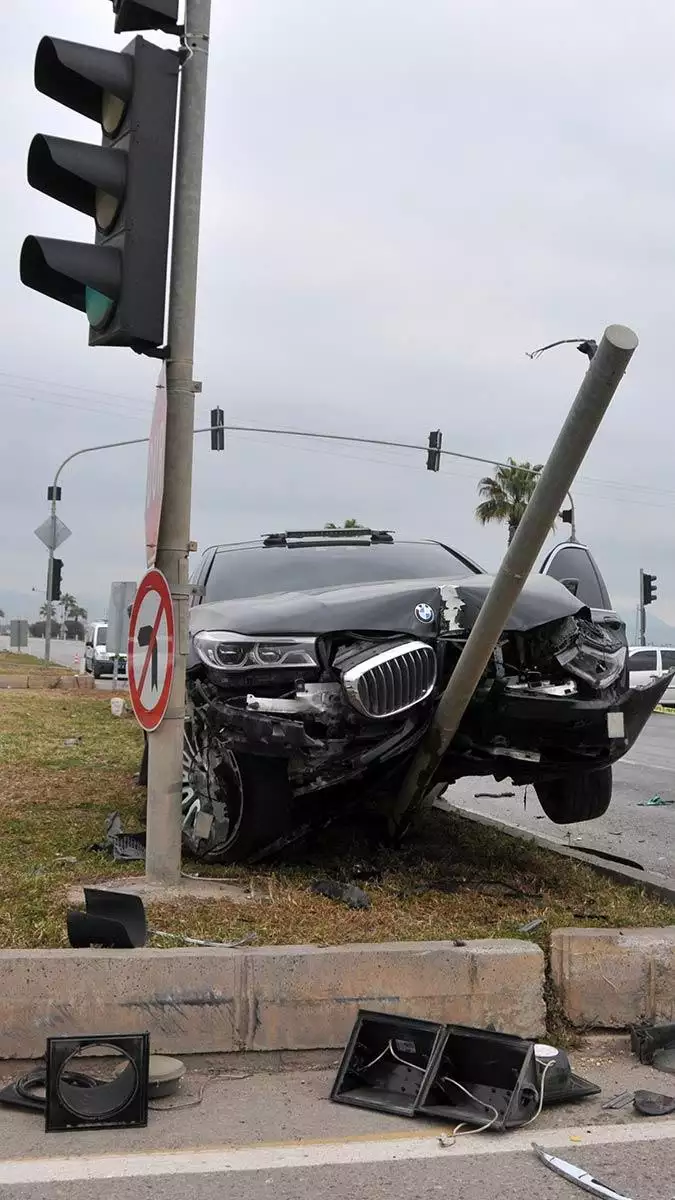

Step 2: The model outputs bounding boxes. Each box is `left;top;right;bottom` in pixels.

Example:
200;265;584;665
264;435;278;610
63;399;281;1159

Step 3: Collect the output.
633;1089;675;1116
637;794;674;806
518;918;544;934
67;888;147;948
532;1144;634;1200
439;583;464;633
310;877;371;910
602;1091;634;1110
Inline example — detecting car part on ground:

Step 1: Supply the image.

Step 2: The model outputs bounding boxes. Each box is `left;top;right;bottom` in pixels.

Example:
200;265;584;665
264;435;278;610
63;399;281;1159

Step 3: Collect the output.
175;530;672;863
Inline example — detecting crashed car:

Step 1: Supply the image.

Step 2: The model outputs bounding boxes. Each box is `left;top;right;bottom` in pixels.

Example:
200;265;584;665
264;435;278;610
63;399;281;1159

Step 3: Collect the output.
182;528;670;862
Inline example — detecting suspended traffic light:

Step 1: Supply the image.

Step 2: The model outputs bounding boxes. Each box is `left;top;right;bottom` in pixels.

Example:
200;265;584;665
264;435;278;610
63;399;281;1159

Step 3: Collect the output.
426;429;443;472
21;34;179;353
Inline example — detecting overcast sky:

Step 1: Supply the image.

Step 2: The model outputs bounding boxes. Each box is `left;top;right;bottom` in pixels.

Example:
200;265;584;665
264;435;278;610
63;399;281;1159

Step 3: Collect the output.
2;0;674;628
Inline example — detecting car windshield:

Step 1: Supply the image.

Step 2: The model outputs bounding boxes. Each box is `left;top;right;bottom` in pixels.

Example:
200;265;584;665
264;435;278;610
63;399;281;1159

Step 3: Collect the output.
204;541;478;603
95;627;107;646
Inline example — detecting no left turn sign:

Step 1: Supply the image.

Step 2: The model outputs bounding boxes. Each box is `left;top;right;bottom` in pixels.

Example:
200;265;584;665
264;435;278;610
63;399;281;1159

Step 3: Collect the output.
128;568;175;732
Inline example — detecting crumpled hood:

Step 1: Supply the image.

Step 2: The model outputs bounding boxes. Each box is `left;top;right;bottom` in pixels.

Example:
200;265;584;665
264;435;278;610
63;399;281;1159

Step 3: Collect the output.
190;572;585;639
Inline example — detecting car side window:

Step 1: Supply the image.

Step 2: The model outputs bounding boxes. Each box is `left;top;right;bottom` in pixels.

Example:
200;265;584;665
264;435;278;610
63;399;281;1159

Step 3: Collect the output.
661;650;675;671
629;650;658;671
541;546;611;610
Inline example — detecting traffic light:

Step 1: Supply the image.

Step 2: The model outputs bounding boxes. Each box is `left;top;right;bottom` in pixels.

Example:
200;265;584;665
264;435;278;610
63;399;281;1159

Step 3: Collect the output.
51;559;63;602
210;407;225;451
642;572;657;607
21;33;179;353
111;0;180;34
426;429;443;472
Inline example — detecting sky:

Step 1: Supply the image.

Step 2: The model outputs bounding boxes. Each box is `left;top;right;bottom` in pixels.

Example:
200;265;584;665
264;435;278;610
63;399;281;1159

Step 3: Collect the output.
2;0;674;626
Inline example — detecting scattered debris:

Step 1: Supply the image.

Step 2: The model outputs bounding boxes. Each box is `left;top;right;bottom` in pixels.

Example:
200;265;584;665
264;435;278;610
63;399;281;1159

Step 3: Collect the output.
67;888;147;949
150;929;258;948
310;877;371;910
518;918;544;934
332;1010;598;1130
532;1144;633;1200
88;811;146;861
630;1022;675;1074
633;1089;675;1117
637;794;674;807
601;1091;634;1110
46;1033;149;1132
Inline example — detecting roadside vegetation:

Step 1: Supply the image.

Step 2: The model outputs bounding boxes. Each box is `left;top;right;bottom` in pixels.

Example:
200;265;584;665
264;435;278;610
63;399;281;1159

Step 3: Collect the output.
0;688;672;950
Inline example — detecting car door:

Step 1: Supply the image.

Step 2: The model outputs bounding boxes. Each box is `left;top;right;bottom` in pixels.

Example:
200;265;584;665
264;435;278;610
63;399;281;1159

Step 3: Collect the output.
659;648;675;705
539;542;619;628
628;648;659;691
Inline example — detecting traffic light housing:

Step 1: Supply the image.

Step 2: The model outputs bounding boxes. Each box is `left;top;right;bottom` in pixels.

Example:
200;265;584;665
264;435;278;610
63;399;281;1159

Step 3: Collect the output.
51;559;63;602
426;429;442;472
21;34;179;353
111;0;180;34
642;572;657;607
210;407;225;451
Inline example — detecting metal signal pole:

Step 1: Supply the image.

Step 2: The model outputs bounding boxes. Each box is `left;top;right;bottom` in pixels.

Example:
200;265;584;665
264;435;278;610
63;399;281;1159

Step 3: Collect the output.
145;0;211;885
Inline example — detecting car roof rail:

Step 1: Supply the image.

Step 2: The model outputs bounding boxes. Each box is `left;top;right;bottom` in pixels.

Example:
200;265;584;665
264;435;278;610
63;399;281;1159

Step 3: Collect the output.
262;528;394;547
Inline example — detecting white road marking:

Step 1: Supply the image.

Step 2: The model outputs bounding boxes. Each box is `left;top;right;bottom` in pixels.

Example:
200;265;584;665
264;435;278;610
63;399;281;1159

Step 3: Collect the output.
620;758;675;773
2;1120;675;1185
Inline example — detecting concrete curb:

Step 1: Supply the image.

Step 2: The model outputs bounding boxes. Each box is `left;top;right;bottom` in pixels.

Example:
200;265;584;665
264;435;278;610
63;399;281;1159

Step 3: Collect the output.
0;939;545;1059
435;796;675;905
0;673;94;691
551;926;675;1028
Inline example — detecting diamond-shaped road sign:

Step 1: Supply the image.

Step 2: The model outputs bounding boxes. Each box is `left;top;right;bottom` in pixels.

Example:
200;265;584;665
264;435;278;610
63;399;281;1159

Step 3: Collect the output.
34;515;71;551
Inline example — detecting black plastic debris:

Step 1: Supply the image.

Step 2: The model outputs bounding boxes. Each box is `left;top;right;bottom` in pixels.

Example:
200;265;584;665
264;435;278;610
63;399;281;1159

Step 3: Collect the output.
630;1022;675;1074
88;812;146;862
533;1045;600;1106
331;1011;446;1116
310;877;371;910
331;1012;600;1131
67;887;147;949
0;1067;99;1114
417;1025;541;1131
633;1089;675;1116
46;1033;150;1132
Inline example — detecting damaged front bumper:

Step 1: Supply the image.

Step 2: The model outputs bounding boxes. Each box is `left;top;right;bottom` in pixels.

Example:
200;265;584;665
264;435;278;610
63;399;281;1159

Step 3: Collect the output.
447;672;673;781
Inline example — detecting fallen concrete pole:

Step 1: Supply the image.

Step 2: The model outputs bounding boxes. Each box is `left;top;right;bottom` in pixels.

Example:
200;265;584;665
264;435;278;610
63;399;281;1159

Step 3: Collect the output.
391;323;639;831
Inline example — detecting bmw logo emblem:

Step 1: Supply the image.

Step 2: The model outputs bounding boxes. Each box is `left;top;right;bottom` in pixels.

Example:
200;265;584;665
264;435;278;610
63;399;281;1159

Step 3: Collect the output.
415;602;435;624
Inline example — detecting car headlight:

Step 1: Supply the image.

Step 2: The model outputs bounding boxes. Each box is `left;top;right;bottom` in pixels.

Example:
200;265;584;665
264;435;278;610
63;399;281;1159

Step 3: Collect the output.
193;631;319;671
557;636;626;689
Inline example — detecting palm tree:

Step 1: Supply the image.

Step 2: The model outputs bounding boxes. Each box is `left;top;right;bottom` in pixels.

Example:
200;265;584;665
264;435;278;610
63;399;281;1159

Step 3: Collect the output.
324;518;363;529
475;459;544;545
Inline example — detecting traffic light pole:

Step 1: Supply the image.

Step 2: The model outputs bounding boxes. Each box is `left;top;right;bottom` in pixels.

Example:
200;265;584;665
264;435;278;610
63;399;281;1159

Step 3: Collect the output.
639;568;646;647
146;0;211;885
43;496;58;663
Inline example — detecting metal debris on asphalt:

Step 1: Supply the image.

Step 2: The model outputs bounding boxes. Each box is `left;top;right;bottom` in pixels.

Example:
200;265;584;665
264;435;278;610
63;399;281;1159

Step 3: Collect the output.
532;1144;634;1200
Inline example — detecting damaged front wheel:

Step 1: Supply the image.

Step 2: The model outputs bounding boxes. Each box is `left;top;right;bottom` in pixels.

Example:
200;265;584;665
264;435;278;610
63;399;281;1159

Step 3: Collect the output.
534;765;612;824
181;718;292;863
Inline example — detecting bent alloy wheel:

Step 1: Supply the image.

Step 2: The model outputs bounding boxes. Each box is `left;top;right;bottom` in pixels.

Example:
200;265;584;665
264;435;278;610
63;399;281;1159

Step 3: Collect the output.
181;710;294;863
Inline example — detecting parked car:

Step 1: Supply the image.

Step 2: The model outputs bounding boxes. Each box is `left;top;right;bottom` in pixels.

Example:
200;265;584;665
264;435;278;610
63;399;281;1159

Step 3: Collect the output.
84;620;128;679
178;528;670;864
628;646;675;707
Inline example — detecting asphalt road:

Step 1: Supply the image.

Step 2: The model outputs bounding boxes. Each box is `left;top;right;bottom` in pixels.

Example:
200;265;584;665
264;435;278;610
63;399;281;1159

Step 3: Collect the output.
0;1042;673;1199
448;714;675;878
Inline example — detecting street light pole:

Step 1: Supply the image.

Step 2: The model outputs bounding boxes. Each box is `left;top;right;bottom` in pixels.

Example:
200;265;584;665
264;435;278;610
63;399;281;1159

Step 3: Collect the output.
145;0;212;885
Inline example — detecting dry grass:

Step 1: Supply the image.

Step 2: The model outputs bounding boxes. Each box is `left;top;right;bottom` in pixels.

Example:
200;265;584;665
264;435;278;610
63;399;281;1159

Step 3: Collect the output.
0;688;672;950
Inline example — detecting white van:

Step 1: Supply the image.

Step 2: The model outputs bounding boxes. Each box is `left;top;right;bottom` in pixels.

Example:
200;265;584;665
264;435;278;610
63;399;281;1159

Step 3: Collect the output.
628;647;675;707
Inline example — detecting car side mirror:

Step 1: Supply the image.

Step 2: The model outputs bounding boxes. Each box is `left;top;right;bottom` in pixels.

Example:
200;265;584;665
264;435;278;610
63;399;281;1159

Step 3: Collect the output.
561;578;579;597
